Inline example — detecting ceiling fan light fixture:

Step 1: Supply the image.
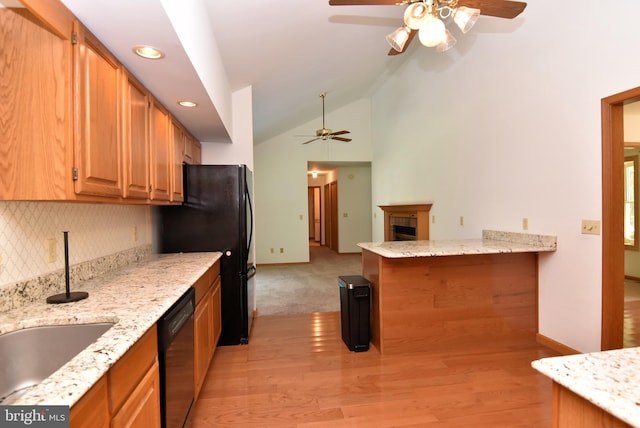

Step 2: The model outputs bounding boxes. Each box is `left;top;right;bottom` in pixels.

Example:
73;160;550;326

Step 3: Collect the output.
436;28;457;52
403;2;428;30
453;6;480;34
418;15;446;47
386;26;411;52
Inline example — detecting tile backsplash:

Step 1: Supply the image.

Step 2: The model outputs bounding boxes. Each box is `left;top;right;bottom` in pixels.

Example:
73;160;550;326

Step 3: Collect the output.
0;201;152;287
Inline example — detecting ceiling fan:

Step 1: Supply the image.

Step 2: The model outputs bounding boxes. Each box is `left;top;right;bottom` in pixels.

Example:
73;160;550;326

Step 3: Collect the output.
301;93;352;145
328;0;527;55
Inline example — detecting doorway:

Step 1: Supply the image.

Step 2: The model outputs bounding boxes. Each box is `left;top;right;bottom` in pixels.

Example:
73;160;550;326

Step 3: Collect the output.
308;186;321;245
601;86;640;350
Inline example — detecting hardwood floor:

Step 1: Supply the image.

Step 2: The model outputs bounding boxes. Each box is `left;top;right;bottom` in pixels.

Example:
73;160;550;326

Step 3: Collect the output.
191;312;559;427
624;280;640;348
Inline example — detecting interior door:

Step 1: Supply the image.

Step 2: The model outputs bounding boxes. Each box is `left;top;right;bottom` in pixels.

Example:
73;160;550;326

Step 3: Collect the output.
330;181;339;252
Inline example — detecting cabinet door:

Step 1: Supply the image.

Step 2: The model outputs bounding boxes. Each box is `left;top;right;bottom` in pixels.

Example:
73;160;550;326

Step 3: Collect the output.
0;5;72;200
149;98;171;201
194;289;213;398
73;21;123;198
211;276;222;346
192;138;202;165
70;375;109;428
122;72;150;199
170;121;184;203
111;360;161;428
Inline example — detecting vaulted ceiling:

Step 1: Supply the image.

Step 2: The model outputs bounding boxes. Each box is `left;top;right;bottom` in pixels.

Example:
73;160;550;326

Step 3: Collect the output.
58;0;521;144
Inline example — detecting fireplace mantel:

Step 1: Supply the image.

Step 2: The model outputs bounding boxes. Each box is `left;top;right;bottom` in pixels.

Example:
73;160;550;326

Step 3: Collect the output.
379;204;432;241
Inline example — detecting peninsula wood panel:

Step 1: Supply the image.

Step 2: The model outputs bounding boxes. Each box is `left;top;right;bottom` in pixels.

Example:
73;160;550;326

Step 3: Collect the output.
552;382;631;428
362;249;538;355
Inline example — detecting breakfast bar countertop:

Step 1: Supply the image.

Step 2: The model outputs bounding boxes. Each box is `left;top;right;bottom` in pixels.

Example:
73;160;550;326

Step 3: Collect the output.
532;347;640;426
0;252;221;407
357;229;557;258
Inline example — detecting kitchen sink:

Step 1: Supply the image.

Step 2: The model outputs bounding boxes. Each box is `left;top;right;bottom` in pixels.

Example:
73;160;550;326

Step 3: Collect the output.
0;323;114;403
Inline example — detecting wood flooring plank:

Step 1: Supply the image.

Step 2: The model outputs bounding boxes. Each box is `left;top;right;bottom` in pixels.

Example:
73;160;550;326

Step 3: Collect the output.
190;311;559;427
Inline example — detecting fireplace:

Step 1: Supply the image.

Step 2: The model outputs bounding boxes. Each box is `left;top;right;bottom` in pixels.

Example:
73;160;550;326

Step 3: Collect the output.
379;204;433;241
391;217;417;241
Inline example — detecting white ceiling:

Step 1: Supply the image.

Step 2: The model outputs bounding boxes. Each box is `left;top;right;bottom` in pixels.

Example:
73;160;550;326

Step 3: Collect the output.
58;0;408;143
57;0;524;145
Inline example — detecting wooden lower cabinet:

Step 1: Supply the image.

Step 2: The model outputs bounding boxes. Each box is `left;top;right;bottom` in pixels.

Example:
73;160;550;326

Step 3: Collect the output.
552;382;631;428
70;326;160;427
211;276;222;345
194;287;213;398
193;261;222;399
111;360;161;428
70;375;110;428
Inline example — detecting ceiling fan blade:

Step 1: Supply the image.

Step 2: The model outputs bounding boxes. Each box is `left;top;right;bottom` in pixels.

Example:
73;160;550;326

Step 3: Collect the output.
330;130;351;136
459;0;527;19
302;137;321;145
331;136;352;142
388;28;416;56
329;0;405;5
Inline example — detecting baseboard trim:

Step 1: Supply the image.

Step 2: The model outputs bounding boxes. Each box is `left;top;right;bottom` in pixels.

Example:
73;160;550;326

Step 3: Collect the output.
625;275;640;282
256;261;310;267
536;333;581;355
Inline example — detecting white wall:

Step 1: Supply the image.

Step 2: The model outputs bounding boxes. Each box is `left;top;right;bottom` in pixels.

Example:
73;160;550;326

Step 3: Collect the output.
254;98;373;264
368;0;640;352
201;85;254;169
337;165;372;253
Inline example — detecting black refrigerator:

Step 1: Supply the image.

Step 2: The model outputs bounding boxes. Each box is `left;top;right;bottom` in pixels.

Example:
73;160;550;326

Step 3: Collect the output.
154;164;255;345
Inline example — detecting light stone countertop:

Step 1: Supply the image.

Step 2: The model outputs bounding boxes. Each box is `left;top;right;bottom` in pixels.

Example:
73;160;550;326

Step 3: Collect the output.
532;348;640;426
357;230;557;258
0;252;221;407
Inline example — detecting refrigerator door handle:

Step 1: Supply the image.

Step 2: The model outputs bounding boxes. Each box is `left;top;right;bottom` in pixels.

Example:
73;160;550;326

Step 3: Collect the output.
247;264;257;279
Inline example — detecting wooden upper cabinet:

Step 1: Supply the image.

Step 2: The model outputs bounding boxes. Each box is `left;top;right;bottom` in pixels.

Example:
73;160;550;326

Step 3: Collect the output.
149;98;171;202
192;139;202;165
0;4;73;200
73;21;123;198
122;71;150;199
183;132;202;165
170;120;184;203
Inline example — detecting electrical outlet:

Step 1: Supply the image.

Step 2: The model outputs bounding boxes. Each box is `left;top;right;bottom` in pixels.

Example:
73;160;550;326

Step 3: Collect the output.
343;213;348;218
522;218;529;230
432;215;436;224
47;238;57;263
299;214;303;220
270;248;274;253
280;248;284;253
132;226;138;242
582;219;601;235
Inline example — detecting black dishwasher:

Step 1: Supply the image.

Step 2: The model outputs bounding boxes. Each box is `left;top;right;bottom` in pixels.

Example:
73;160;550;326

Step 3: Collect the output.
158;287;195;428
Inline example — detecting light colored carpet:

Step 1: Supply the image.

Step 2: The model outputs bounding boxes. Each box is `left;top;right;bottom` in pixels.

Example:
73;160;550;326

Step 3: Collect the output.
255;246;362;316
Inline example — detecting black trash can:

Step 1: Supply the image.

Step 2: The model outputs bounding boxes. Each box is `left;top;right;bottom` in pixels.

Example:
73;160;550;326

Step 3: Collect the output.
338;275;371;352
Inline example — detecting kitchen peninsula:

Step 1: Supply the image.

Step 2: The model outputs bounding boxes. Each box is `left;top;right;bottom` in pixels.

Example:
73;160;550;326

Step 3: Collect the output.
358;230;557;355
532;348;640;427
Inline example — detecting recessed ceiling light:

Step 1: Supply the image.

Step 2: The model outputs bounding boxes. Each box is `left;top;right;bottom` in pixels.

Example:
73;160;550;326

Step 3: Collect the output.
178;101;198;108
132;45;164;60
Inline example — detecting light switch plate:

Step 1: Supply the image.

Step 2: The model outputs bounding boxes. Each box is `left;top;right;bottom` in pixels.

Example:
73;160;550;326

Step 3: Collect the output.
581;219;601;235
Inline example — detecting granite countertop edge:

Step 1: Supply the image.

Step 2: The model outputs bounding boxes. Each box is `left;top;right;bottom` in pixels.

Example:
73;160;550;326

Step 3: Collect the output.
531;347;640;426
357;230;558;258
0;251;222;407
